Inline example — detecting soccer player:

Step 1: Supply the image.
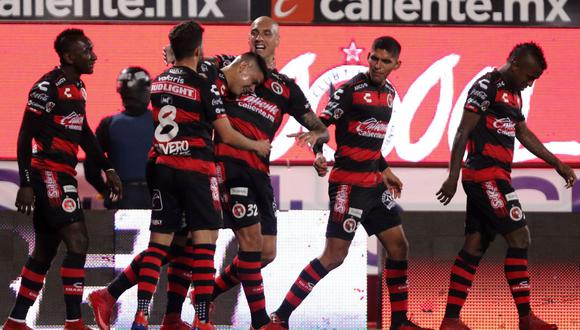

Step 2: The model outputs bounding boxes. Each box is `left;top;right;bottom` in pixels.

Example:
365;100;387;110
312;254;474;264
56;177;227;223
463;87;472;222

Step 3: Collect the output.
200;16;329;320
268;36;429;330
2;29;122;330
124;21;270;330
436;43;576;330
84;66;153;209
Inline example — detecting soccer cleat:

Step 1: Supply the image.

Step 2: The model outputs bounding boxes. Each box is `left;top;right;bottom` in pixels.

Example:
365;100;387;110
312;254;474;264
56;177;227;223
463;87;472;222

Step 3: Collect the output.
160;314;191;330
392;319;434;330
88;288;116;330
191;316;216;330
439;318;471;330
2;318;33;330
64;319;92;330
268;313;289;330
255;322;288;330
131;311;148;330
519;313;558;330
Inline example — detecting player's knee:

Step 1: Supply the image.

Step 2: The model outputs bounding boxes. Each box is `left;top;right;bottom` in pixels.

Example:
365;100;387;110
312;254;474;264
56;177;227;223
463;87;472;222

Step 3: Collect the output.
386;238;409;260
320;251;347;271
31;248;58;265
66;235;89;254
261;250;276;266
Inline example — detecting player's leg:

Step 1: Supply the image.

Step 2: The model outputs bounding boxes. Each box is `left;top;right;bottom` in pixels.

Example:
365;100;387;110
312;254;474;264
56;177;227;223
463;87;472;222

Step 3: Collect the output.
235;223;270;329
162;233;193;329
271;236;347;329
497;180;556;330
58;221;91;329
3;228;60;330
183;172;222;329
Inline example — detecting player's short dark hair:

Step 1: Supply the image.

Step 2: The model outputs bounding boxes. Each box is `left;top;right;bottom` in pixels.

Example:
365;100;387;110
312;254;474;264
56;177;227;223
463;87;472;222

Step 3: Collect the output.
239;52;269;80
372;36;401;58
508;42;547;70
54;29;87;61
169;21;204;61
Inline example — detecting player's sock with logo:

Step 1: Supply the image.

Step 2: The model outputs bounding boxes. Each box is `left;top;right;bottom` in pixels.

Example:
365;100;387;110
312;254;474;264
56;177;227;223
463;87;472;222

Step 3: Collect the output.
444;249;481;319
275;258;329;322
237;251;269;329
385;259;409;325
213;258;240;299
61;252;87;320
166;242;193;317
108;251;145;299
192;244;216;323
504;248;530;317
137;242;169;316
9;257;50;320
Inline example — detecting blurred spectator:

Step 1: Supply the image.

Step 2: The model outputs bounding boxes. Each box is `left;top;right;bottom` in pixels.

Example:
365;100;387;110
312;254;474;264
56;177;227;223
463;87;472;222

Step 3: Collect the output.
84;67;153;209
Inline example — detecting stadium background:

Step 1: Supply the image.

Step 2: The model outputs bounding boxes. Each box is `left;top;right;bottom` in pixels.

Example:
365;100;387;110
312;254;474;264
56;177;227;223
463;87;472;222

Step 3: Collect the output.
0;0;579;329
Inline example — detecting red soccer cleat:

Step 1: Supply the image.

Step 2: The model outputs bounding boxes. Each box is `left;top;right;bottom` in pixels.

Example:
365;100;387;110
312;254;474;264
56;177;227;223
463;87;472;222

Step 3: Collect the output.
131;311;148;330
2;318;32;330
519;313;558;330
88;288;116;330
64;319;92;330
439;318;471;330
191;316;216;330
255;322;288;330
160;313;191;330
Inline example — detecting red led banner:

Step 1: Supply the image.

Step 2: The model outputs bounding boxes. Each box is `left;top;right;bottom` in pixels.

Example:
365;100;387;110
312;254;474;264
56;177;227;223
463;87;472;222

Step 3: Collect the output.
0;24;578;165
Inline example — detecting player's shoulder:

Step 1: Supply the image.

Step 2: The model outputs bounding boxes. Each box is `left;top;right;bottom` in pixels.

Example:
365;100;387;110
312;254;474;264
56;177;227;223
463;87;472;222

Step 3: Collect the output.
472;70;502;91
214;54;236;67
31;67;64;90
339;72;367;92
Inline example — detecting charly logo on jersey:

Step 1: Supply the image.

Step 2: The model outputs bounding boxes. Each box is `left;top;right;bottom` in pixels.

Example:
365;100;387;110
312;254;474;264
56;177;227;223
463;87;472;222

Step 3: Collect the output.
55;112;84;131
353;118;388;139
492;117;516;137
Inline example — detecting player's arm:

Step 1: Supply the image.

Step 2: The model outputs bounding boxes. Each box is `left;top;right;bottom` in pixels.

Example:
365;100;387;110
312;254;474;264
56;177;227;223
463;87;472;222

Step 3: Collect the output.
286;82;329;152
516;121;576;188
15;79;58;214
80;120;122;201
15;111;41;215
201;79;271;157
83;117;111;196
213;118;271;158
436;79;492;205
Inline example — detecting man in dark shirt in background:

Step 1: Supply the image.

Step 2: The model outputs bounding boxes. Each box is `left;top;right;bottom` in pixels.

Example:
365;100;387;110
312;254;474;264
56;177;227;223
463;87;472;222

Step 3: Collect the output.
84;66;153;209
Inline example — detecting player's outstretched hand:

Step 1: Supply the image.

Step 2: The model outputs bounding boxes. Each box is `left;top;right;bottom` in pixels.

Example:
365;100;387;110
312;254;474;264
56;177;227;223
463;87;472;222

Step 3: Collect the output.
254;139;272;158
436;176;458;206
382;168;403;199
313;153;328;177
287;131;320;149
556;161;577;188
15;186;34;215
163;45;175;66
105;169;123;202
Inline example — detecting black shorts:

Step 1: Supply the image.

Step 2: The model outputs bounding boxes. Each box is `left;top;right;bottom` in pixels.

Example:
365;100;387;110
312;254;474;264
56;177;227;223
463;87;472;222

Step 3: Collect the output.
148;164;222;233
216;161;277;235
327;183;402;241
31;170;84;233
462;179;527;243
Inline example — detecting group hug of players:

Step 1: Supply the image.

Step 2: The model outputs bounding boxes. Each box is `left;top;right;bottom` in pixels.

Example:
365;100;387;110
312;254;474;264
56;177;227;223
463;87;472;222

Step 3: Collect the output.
4;15;576;330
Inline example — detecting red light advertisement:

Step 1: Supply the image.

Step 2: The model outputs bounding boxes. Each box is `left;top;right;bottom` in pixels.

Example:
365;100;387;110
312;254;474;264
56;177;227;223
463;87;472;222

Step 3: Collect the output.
0;24;578;165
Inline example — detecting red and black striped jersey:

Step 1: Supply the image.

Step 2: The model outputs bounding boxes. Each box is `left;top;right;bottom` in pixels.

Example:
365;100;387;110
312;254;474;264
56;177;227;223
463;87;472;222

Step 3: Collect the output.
462;70;525;182
320;73;396;188
23;68;89;177
150;65;226;176
208;55;311;174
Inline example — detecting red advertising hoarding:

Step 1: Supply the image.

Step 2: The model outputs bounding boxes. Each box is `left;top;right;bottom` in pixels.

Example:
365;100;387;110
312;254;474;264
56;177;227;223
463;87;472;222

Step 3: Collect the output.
0;25;578;165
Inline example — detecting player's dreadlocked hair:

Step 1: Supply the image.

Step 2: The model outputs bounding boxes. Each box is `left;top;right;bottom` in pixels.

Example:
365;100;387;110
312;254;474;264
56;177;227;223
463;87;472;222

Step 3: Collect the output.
372;36;401;58
169;21;205;61
54;29;87;62
508;42;547;70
